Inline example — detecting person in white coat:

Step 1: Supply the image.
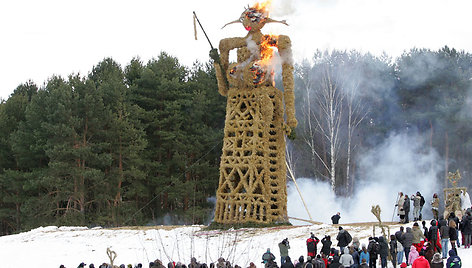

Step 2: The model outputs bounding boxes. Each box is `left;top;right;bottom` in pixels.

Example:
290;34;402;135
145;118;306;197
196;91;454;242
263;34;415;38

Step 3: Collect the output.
339;247;354;267
460;190;472;212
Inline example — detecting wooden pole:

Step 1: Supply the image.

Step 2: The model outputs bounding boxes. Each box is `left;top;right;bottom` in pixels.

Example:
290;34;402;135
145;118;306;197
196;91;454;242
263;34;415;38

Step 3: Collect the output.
286;160;313;221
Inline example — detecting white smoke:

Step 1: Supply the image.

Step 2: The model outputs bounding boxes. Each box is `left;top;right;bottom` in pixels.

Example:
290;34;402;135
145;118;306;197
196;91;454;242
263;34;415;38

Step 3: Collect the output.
287;131;443;225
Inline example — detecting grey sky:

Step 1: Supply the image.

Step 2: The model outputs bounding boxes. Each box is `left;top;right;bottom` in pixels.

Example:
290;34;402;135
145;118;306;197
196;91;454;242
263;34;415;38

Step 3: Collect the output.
1;0;471;99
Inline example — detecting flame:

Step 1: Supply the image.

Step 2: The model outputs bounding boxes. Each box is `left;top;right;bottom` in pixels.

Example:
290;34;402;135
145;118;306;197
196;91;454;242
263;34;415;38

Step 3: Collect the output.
251;34;278;85
252;0;273;14
259;34;278;67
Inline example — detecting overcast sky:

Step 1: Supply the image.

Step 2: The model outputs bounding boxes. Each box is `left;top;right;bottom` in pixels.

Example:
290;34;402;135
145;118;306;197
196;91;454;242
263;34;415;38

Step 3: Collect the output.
1;0;471;99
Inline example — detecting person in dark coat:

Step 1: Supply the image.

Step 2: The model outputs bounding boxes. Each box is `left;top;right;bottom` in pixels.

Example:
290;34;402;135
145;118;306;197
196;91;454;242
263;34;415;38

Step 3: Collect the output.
422;221;429;240
446;249;461;268
327;256;342;268
424;241;435;264
336;226;352;253
401;227;414;263
448;219;458;255
389;235;398;268
331;212;341;224
461;211;472;248
350;246;360;268
429;220;441;253
281;256;294;268
321;235;332;256
295;256;304;268
378;236;389;268
403;195;410;223
367;237;379;268
306;233;320;257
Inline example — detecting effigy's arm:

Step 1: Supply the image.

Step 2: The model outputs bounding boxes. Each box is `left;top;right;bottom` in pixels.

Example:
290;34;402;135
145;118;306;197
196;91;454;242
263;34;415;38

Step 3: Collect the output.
214;37;246;96
278;35;298;128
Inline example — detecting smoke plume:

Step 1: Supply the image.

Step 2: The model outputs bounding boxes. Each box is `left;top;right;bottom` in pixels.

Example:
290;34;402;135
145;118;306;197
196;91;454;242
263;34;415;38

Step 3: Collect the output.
287;131;442;224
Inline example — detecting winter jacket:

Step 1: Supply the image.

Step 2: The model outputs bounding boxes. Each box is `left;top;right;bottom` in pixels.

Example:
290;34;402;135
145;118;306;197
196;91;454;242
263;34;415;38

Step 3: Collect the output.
403;196;411;212
351;249;360;266
307;236;319;256
339;248;354;267
408;245;419;265
411;256;430;268
431;253;444;268
431;197;439;209
262;251;276;263
395;230;404;242
359;250;369;265
438;217;448;228
321;237;332;256
461;215;472;235
367;239;378;259
336;229;352;247
331;214;341;224
412;226;425;243
413;195;421;207
429;222;439;241
378;236;389;258
295;256;304;268
279;241;290;257
449;226;458;241
312;257;324;268
439;225;450;239
446;249;461;268
327;256;342;268
402;227;414;249
281;257;294;268
398;195;406;215
389;239;398;255
424;243;434;264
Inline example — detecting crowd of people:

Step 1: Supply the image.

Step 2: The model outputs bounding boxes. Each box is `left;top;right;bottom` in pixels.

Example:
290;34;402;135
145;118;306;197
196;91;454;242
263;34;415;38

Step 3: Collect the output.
58;191;472;268
270;214;470;268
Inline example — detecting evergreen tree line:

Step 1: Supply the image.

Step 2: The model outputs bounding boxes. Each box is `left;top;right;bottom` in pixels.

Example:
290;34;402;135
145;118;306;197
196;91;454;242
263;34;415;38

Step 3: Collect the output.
0;53;226;235
1;47;472;235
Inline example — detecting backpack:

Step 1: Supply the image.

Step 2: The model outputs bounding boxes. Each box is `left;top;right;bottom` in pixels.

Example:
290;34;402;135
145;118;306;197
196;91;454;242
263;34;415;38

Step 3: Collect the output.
345;232;352;244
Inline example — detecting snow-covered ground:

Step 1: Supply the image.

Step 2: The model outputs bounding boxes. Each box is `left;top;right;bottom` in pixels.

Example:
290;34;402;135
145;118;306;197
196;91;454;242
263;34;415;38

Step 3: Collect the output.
1;221;470;268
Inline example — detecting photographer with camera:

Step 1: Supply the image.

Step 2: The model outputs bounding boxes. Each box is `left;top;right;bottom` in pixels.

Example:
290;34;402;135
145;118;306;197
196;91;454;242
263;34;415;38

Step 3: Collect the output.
279;238;290;264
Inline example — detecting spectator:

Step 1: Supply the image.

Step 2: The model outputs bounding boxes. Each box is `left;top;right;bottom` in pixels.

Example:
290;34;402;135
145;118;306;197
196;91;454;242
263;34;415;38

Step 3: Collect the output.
331;212;341;224
306;233;320;257
408;245;419;266
446;249;461;268
431;193;440;220
378;236;389;268
339;247;354;267
262;248;276;264
359;244;369;267
336;227;352;253
431;253;444;268
279;238;290;264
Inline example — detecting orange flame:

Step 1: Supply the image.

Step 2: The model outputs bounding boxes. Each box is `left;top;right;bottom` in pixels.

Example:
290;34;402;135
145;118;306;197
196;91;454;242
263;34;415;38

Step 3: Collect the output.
251;34;278;85
259;34;278;67
252;0;273;14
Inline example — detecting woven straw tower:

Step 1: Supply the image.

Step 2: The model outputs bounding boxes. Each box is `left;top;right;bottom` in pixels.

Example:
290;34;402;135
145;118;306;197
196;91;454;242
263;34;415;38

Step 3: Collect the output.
213;3;297;224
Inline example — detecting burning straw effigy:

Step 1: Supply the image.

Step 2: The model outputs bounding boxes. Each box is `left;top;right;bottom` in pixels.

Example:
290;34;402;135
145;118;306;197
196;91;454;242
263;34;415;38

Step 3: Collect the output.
212;1;297;224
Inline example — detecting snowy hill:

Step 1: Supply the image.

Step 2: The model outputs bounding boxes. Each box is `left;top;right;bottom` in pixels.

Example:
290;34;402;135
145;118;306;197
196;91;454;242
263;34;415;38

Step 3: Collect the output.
1;222;470;268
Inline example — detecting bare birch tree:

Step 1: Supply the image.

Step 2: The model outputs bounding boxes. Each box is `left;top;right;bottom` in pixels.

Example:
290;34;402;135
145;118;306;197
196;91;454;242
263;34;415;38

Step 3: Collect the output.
345;80;368;195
